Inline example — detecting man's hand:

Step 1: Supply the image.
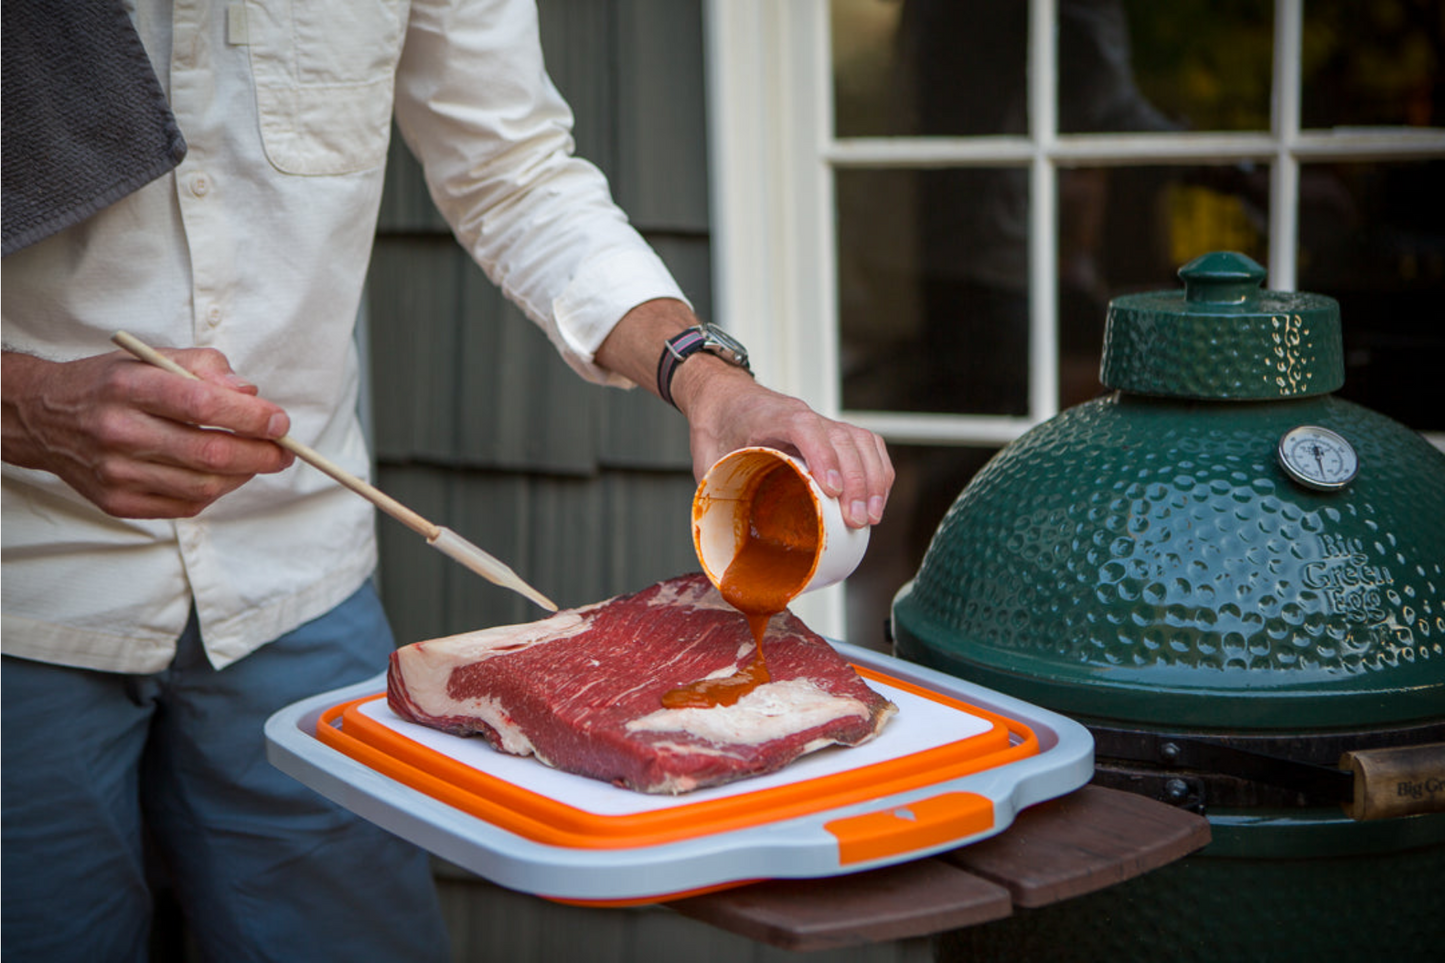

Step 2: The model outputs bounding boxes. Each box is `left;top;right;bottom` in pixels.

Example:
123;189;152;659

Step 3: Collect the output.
674;361;892;528
2;347;294;519
595;299;894;529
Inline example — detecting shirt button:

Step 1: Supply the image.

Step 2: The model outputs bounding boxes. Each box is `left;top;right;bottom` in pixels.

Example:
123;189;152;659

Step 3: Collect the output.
190;174;211;197
206;305;223;327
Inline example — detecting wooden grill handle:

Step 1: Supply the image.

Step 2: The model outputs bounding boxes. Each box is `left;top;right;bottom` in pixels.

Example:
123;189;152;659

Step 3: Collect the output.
1341;742;1445;821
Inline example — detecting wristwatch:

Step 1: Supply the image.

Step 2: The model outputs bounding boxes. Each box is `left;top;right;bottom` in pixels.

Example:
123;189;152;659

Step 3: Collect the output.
656;323;752;409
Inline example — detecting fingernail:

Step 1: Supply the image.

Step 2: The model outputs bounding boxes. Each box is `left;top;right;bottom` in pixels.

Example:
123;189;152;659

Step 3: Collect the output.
850;500;868;526
868;495;885;522
224;374;256;391
267;413;287;438
826;470;844;494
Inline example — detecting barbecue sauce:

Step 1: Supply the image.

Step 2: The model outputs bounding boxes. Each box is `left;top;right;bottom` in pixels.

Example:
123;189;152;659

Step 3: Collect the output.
663;464;818;709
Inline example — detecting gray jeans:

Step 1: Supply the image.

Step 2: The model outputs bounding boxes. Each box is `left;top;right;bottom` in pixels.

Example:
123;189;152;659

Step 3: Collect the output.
2;582;449;963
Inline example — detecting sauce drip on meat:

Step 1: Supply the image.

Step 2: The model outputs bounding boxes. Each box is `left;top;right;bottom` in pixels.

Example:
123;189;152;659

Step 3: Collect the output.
663;464;818;709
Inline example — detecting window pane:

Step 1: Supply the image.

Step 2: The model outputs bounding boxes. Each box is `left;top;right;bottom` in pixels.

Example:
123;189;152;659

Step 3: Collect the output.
1078;0;1274;134
1302;0;1445;128
837;168;1030;416
1056;164;1270;408
1298;160;1445;431
844;445;999;651
832;0;1028;137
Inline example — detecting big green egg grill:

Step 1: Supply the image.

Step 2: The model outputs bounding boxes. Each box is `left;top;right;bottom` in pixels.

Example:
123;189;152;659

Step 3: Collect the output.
892;252;1444;960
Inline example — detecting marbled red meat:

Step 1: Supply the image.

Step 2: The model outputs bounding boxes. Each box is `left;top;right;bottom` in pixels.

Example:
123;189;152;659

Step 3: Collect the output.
386;574;896;794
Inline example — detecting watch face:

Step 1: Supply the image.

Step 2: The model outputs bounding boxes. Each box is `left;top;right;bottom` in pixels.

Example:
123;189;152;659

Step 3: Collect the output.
699;324;751;372
1277;425;1359;491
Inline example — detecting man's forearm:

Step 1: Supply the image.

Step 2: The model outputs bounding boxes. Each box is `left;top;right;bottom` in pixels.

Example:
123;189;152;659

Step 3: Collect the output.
2;349;54;468
591;297;753;419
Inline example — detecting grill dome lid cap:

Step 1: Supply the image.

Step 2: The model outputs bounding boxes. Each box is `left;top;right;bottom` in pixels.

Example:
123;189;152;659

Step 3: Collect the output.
1100;251;1343;400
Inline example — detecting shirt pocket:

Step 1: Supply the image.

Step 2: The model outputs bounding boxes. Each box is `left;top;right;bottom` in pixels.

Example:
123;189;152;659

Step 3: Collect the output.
244;0;410;175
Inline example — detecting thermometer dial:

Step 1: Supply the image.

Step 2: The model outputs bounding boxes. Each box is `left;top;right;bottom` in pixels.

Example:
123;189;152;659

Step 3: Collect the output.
1277;425;1358;491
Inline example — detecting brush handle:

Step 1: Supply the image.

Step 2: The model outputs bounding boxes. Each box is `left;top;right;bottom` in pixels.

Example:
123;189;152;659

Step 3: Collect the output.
112;330;440;539
113;331;558;609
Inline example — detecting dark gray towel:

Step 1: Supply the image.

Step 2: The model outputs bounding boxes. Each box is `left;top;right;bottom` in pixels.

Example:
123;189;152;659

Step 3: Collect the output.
2;0;187;256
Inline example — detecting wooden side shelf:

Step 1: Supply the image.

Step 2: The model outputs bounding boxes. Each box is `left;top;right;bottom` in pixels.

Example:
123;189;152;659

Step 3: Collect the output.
669;858;1012;954
944;783;1212;907
670;785;1211;952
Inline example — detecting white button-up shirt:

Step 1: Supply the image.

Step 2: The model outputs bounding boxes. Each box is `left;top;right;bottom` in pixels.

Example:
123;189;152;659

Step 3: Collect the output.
1;0;685;673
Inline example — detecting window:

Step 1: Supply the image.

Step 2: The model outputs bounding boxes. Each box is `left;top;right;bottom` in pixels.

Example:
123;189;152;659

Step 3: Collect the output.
706;0;1445;647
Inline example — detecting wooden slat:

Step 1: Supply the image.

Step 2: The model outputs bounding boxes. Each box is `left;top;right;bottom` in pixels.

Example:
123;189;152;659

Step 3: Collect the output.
941;784;1212;908
377;133;449;234
376;468;699;642
374;466;453;644
666;787;1208;951
367;238;465;461
597;235;709;471
441;473;538;629
615;0;710;230
456;262;600;475
523;474;611;613
597;385;692;472
432;865;935;963
647;234;714;314
536;0;618;175
668;859;1012;953
600;472;698;591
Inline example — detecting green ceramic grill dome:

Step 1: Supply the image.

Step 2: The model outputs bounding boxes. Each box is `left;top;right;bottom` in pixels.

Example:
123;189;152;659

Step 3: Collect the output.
895;252;1445;960
893;251;1443;729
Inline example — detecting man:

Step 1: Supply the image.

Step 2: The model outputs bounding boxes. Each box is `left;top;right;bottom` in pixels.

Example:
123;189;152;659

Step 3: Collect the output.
1;1;893;960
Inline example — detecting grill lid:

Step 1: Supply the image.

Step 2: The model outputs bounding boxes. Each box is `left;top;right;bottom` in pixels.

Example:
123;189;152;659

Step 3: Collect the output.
892;252;1445;733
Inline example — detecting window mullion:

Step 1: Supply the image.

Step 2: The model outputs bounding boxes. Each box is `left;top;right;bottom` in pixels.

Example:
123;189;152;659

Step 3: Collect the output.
802;0;839;420
1029;0;1059;422
1270;0;1304;289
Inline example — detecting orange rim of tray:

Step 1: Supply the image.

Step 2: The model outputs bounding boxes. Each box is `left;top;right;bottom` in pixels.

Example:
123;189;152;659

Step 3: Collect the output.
314;664;1038;853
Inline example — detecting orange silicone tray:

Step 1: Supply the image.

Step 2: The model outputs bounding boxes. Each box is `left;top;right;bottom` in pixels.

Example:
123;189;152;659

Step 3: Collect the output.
314;665;1039;853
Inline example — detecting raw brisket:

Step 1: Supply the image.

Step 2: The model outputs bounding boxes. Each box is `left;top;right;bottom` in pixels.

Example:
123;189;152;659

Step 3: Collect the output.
387;573;897;794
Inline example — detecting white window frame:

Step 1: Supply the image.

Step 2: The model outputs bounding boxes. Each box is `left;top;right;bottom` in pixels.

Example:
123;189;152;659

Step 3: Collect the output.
704;0;1445;634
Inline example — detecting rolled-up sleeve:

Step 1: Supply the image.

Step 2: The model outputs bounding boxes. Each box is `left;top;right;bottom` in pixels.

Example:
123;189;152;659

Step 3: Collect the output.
392;0;688;386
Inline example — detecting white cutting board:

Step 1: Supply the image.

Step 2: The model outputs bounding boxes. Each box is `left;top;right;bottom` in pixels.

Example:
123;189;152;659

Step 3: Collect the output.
354;675;993;815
